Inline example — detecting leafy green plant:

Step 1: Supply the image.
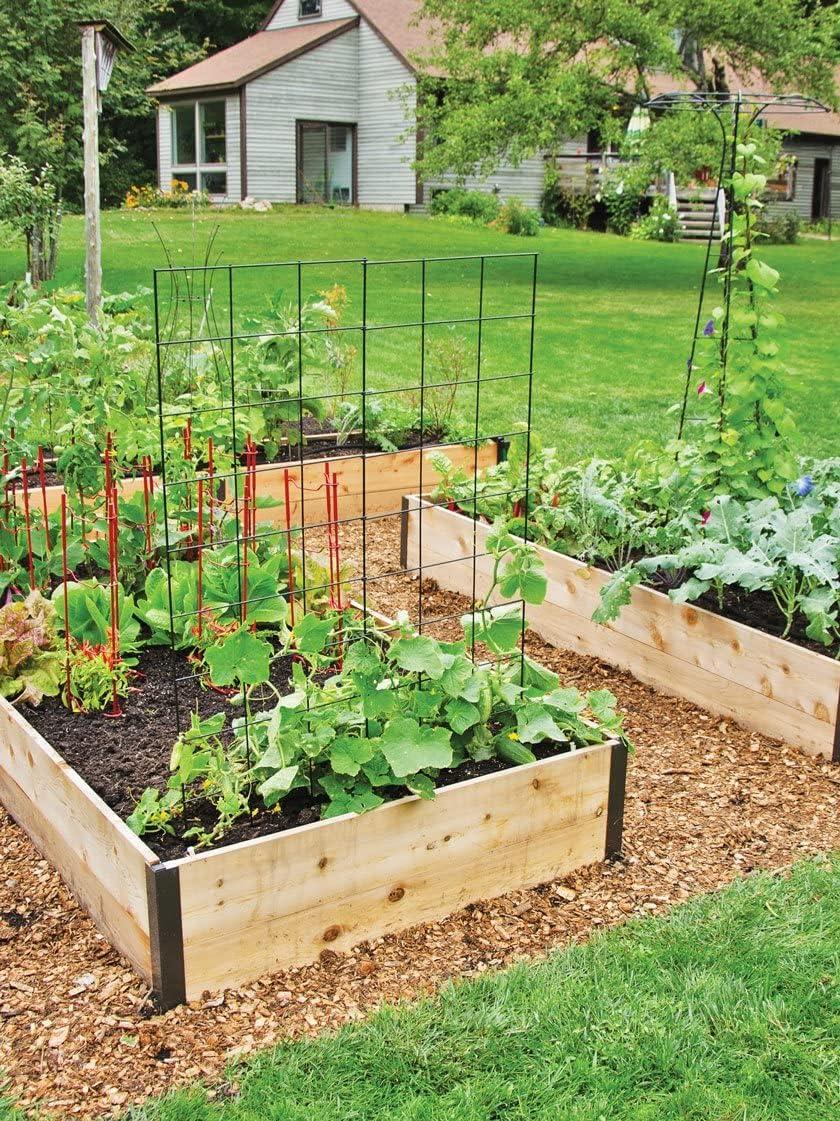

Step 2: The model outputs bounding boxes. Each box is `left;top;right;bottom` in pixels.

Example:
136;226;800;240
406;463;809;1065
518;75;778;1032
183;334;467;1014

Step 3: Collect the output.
630;197;683;242
129;531;626;847
52;579;142;656
430;188;501;225
594;481;840;648
66;643;133;713
0;590;62;705
492;197;540;237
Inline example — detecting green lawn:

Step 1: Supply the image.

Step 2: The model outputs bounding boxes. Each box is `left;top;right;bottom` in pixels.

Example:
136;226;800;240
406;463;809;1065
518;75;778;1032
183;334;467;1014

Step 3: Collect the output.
0;208;836;463
86;854;836;1120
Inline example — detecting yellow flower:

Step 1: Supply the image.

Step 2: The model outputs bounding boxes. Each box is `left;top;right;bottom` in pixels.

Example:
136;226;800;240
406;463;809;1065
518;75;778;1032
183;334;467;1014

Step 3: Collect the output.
507;732;519;741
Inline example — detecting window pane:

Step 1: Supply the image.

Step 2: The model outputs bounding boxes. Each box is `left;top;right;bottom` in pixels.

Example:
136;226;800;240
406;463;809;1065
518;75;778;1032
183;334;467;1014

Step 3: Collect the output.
172;104;196;165
299;124;327;202
300;1;321;16
201;171;227;196
200;101;226;164
327;125;353;204
172;172;197;192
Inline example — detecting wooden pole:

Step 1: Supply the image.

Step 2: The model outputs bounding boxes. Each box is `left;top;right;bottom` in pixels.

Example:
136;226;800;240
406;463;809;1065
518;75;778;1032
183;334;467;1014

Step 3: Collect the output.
81;24;102;328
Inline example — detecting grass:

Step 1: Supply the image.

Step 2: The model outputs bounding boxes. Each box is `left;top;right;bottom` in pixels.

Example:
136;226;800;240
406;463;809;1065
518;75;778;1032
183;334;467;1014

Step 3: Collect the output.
102;855;840;1121
0;207;836;463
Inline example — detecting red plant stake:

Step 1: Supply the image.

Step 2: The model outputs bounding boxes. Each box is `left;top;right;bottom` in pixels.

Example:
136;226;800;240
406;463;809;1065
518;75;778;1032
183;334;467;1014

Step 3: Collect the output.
206;437;215;544
196;478;204;640
283;468;296;627
330;468;344;669
241;436;253;626
60;493;73;709
19;458;36;590
324;462;336;609
104;438;122;716
37;447;51;552
141;455;153;564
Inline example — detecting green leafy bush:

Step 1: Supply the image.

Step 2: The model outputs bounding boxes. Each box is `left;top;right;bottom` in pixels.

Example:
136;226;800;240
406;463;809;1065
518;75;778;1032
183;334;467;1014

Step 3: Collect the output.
492;196;540;237
630;197;683;242
542;164;597;229
429;188;501;224
755;210;800;244
597;167;651;235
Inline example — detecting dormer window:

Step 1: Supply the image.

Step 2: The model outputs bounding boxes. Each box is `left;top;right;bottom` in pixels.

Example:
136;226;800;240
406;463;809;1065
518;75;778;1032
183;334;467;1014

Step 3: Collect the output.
299;1;321;17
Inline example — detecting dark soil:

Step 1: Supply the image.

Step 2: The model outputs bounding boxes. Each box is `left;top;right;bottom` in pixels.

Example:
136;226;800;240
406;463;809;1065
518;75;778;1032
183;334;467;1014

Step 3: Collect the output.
22;645;569;862
257;418;454;465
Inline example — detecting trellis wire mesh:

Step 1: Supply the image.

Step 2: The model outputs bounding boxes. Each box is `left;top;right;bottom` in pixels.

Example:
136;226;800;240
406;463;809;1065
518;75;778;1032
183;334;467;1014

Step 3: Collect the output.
153;253;538;766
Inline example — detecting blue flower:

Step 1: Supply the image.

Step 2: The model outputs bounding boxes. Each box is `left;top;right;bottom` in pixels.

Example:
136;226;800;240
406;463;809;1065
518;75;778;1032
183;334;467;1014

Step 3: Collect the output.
702;319;715;337
792;475;814;498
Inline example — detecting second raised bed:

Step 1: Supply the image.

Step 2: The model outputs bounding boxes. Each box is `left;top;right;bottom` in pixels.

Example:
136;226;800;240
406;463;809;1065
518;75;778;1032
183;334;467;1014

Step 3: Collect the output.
401;496;840;762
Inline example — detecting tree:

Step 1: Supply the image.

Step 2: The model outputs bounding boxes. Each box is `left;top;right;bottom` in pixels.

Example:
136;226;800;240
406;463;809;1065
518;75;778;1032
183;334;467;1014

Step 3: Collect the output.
414;0;840;180
0;1;266;209
0;156;60;284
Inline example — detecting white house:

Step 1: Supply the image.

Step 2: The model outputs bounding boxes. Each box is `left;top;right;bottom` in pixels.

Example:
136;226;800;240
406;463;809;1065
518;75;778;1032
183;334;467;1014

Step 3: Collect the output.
148;0;839;220
147;0;552;211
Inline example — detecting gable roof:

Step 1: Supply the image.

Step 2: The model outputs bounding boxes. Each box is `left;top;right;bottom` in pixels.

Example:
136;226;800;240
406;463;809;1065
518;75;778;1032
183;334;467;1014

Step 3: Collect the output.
147;17;359;97
261;0;434;72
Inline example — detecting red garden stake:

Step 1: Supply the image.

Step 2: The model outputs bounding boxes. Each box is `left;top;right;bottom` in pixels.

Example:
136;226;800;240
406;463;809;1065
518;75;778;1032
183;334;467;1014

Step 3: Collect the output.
37;447;51;552
283;468;296;627
324;462;336;609
196;478;204;641
60;493;73;710
329;467;345;669
19;458;35;591
141;455;153;564
241;436;253;626
107;483;122;717
206;437;215;544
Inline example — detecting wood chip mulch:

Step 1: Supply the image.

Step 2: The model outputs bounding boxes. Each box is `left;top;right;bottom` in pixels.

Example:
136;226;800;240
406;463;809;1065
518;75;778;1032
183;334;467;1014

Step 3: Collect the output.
2;518;839;1118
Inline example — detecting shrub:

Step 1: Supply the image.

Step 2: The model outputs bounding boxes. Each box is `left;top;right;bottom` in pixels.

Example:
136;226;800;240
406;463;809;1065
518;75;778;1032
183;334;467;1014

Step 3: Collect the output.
124;180;210;210
755;210;800;244
429;188;501;224
542;164;597;229
597;167;651;235
492;196;540;237
629;196;683;242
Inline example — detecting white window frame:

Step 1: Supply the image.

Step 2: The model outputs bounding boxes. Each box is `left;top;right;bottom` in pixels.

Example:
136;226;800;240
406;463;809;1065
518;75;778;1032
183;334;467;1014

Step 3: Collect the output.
299;0;322;18
170;99;228;198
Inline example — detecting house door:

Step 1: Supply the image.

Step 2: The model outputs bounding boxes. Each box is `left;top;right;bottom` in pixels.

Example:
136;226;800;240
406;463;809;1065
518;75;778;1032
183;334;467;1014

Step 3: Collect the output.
296;122;356;205
811;158;831;220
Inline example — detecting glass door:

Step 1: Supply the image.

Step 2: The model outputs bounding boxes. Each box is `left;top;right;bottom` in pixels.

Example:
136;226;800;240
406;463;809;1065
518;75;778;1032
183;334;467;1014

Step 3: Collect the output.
297;122;355;204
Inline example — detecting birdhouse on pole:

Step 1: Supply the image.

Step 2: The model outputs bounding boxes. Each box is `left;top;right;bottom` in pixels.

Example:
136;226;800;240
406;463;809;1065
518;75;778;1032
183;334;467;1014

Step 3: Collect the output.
78;20;134;327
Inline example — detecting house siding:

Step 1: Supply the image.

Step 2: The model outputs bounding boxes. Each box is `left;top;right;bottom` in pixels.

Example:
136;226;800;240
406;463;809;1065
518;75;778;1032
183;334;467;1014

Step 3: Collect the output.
423;141;590;210
265;0;356;31
245;31;359;202
157;106;172;191
768;136;840;220
357;22;416;207
225;95;242;201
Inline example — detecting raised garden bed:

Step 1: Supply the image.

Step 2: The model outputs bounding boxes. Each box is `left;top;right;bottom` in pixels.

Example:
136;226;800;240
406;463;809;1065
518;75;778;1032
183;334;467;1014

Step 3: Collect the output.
401;496;840;762
227;440;501;529
0;688;624;1007
12;442;500;529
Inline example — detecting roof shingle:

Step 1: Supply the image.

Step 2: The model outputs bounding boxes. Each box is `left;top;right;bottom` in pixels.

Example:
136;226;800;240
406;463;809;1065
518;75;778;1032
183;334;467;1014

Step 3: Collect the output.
147;17;359;96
